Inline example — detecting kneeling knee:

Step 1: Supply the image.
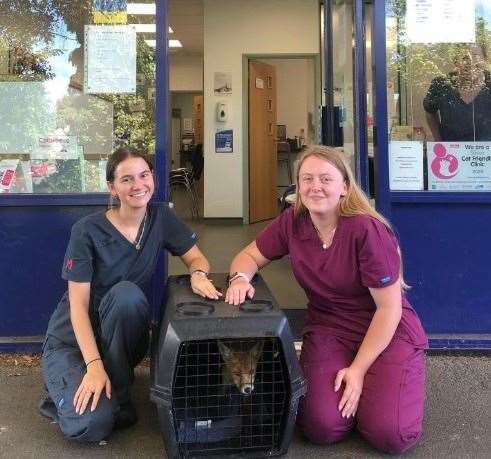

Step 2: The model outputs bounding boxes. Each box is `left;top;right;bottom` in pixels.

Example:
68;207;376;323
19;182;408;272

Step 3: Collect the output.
60;403;115;442
361;426;422;454
109;282;149;317
298;412;351;444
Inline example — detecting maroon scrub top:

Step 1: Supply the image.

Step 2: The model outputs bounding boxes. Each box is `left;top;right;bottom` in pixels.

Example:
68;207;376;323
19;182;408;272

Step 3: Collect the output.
256;208;428;349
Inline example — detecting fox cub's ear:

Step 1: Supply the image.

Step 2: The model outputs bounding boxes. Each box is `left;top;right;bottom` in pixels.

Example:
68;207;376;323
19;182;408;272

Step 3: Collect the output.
217;340;233;360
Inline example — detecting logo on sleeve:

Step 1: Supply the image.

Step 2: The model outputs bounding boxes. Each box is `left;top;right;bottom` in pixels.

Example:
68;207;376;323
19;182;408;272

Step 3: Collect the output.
66;258;74;271
379;276;392;285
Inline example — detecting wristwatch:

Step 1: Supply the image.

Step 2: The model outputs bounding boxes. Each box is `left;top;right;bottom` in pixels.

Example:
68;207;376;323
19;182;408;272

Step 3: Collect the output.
191;269;208;278
228;272;250;285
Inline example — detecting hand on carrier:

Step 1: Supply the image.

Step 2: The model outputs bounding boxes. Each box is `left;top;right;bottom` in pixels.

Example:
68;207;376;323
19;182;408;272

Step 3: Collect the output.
225;278;255;305
74;360;111;415
191;275;222;300
334;365;365;418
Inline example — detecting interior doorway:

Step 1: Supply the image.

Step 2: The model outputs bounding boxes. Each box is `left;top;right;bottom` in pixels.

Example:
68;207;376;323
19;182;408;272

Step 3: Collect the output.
247;56;319;224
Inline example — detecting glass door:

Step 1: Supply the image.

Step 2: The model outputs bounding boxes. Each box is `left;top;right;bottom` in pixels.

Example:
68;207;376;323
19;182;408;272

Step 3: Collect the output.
323;0;371;194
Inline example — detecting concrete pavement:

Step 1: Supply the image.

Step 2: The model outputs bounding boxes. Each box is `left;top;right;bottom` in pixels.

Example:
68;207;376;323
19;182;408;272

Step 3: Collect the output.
0;354;489;459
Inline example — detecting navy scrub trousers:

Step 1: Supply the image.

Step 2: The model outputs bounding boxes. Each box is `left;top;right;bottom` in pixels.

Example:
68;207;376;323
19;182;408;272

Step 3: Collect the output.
41;281;150;442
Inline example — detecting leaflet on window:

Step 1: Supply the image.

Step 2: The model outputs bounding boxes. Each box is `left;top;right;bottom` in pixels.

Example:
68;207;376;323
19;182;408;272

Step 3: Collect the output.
406;0;475;44
427;142;491;191
30;135;78;160
389;141;424;190
84;25;136;94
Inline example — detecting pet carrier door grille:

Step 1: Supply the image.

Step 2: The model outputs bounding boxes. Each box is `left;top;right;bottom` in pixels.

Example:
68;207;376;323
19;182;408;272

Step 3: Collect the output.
171;338;289;456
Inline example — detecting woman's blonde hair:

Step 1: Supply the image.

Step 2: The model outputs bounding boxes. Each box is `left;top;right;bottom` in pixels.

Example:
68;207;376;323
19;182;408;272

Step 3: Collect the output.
293;145;408;288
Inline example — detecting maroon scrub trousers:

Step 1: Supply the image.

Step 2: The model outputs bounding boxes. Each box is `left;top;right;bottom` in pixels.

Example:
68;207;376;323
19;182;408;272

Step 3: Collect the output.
256;209;428;454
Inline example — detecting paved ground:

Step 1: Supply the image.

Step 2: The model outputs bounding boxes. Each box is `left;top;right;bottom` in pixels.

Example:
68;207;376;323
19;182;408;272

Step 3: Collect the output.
0;353;489;459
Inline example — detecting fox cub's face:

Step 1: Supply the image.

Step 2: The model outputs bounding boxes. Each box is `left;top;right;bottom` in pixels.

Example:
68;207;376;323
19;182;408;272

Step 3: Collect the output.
218;340;264;395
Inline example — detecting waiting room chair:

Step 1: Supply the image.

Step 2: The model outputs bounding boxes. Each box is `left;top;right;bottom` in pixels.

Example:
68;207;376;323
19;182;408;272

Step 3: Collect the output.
169;144;204;218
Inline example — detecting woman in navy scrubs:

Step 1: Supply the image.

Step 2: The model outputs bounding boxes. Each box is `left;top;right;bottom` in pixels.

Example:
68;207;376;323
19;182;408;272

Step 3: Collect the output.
40;146;221;442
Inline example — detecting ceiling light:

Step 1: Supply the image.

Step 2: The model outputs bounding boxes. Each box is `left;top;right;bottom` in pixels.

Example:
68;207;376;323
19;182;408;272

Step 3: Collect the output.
127;3;155;15
169;39;182;48
130;24;173;34
144;39;183;48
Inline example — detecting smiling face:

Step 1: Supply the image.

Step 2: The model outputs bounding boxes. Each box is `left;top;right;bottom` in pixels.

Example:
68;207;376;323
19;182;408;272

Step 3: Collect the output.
107;156;154;210
297;155;347;217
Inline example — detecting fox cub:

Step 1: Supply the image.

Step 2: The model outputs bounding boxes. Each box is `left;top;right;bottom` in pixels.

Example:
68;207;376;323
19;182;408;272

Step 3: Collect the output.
217;340;264;396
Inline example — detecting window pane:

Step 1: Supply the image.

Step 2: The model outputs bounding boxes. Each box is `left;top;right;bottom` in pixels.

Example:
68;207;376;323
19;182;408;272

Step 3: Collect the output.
387;0;491;192
0;1;156;194
332;0;356;175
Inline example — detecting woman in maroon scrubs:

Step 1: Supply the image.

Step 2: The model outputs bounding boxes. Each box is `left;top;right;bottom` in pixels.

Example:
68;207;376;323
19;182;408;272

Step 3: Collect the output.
225;145;427;454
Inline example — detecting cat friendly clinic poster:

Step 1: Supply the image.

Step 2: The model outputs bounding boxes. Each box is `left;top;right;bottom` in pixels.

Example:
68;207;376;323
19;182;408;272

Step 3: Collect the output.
427;142;491;191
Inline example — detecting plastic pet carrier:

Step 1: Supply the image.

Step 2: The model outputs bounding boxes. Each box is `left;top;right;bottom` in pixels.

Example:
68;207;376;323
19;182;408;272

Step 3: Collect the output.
150;273;306;459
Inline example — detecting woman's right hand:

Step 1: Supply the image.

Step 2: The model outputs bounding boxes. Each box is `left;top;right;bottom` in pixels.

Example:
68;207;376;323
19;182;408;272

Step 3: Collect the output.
74;360;111;415
225;278;255;305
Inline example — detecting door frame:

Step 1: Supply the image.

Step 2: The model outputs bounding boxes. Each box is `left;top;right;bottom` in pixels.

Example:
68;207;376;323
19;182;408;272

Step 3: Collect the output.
242;53;322;224
323;0;370;195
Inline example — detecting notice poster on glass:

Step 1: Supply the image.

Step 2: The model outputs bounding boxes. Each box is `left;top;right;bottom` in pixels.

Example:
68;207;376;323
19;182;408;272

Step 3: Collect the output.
427;142;491;191
84;25;136;94
215;129;233;153
406;0;475;44
389;141;424;190
30;135;78;160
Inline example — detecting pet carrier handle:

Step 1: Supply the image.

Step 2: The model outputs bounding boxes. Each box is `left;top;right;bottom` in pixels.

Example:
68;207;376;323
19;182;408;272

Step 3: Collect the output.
176;302;215;316
239;300;273;313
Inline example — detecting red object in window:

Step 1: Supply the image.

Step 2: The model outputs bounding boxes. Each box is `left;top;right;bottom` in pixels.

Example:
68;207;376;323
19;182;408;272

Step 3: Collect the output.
1;169;14;186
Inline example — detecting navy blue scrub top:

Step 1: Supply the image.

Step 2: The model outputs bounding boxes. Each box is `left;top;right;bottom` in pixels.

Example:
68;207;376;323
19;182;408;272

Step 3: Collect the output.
45;203;197;345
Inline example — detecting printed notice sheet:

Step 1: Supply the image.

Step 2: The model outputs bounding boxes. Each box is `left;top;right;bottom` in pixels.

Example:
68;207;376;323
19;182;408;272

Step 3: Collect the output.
84;25;136;94
389;141;424;190
406;0;475;44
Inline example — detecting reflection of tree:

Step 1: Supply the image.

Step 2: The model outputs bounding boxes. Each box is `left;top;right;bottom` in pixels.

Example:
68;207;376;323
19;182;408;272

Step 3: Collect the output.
109;37;156;154
57;88;114;155
387;0;491;90
1;0;156;158
32;159;82;192
57;38;156;155
0;82;54;153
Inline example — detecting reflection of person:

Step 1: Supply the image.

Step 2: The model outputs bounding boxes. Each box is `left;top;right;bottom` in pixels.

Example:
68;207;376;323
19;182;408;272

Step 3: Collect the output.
225;146;428;454
424;43;491;141
39;146;221;442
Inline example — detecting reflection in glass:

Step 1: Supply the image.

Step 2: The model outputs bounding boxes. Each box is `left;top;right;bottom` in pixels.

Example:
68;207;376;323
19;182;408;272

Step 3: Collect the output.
0;1;156;194
386;0;491;192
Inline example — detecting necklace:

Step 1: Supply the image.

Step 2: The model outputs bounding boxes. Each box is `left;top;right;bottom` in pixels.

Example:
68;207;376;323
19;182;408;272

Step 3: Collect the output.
312;222;336;250
134;211;147;250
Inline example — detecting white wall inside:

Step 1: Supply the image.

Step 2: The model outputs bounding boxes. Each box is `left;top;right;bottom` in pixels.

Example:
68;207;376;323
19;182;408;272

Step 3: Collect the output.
169;55;203;92
203;0;320;218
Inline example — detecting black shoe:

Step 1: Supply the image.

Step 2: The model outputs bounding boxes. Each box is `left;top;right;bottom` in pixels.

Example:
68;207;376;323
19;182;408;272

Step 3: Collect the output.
39;394;58;422
114;401;137;430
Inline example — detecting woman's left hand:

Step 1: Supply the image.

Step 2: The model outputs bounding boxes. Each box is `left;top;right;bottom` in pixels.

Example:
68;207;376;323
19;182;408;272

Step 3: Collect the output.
191;275;222;300
334;365;365;418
